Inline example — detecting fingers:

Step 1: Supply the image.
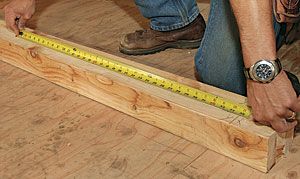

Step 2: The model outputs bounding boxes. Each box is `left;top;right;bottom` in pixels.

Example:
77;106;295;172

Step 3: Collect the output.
18;17;27;30
255;110;297;132
270;119;298;133
290;97;300;112
4;14;29;36
4;0;35;35
285;110;296;122
4;6;32;36
4;11;20;35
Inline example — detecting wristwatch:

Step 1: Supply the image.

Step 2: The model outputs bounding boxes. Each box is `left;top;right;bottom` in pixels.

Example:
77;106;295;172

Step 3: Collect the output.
244;58;282;83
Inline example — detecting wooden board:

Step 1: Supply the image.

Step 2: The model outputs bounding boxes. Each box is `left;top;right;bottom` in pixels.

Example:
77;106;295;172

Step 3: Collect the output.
0;61;209;179
1;61;300;179
0;19;293;172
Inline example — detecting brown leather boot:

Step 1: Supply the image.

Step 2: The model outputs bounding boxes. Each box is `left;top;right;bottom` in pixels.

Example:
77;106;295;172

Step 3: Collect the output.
119;14;206;55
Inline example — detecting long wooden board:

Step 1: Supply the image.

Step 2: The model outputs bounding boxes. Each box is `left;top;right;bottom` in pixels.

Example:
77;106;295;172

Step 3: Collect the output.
0;20;293;172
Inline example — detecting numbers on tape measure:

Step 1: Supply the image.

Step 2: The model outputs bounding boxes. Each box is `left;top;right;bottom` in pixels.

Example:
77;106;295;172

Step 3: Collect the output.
19;30;251;117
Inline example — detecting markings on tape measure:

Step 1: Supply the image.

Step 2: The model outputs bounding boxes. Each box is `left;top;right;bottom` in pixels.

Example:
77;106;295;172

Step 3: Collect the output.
19;30;251;117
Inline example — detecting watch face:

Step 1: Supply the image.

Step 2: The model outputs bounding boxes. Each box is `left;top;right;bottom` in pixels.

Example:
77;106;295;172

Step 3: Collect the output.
252;60;275;83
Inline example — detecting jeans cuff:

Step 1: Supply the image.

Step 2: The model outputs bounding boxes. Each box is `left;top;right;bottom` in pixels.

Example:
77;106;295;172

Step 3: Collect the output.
150;10;200;31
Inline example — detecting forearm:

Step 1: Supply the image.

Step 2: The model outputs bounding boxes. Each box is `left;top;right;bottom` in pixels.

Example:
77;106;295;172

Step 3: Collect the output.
229;0;276;67
229;0;300;132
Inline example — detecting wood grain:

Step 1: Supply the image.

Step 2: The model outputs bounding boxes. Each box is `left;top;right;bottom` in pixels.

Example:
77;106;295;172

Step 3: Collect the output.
0;20;293;172
0;61;208;179
1;61;300;178
0;0;299;177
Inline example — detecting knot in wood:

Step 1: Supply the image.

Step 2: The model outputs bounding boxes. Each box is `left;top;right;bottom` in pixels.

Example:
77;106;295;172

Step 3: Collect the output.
131;104;137;111
290;147;298;153
287;171;298;179
28;47;38;58
234;137;246;148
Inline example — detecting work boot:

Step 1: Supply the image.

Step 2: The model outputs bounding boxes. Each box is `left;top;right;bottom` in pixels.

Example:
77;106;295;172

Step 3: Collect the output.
119;14;206;55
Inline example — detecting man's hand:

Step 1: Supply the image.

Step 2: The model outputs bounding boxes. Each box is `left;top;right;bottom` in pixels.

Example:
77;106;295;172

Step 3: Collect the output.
247;71;299;133
229;0;299;132
4;0;35;35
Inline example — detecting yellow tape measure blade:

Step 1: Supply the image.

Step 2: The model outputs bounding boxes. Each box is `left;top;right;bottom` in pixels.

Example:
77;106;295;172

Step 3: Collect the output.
19;30;251;118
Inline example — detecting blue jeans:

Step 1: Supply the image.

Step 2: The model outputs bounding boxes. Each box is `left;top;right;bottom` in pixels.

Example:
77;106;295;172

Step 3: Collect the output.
135;0;284;96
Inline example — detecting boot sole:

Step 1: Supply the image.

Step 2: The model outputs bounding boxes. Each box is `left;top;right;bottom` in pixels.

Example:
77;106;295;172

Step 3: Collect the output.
119;39;202;55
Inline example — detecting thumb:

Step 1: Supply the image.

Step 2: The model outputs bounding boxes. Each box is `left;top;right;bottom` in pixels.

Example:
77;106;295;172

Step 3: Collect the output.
291;97;300;112
18;17;27;29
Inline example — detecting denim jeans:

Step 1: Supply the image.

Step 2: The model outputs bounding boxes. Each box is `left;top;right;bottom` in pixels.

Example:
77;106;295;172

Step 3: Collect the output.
135;0;200;31
135;0;284;96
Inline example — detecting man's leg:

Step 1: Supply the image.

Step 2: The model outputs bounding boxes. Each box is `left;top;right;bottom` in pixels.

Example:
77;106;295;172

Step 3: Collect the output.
119;0;206;55
195;0;284;96
135;0;199;31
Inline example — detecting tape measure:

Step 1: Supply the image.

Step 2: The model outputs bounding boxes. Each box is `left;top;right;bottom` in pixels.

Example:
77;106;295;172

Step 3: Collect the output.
19;30;251;117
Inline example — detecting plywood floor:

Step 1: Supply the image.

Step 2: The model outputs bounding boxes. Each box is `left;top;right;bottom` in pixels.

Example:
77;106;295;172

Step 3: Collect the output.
1;0;300;178
1;58;300;179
